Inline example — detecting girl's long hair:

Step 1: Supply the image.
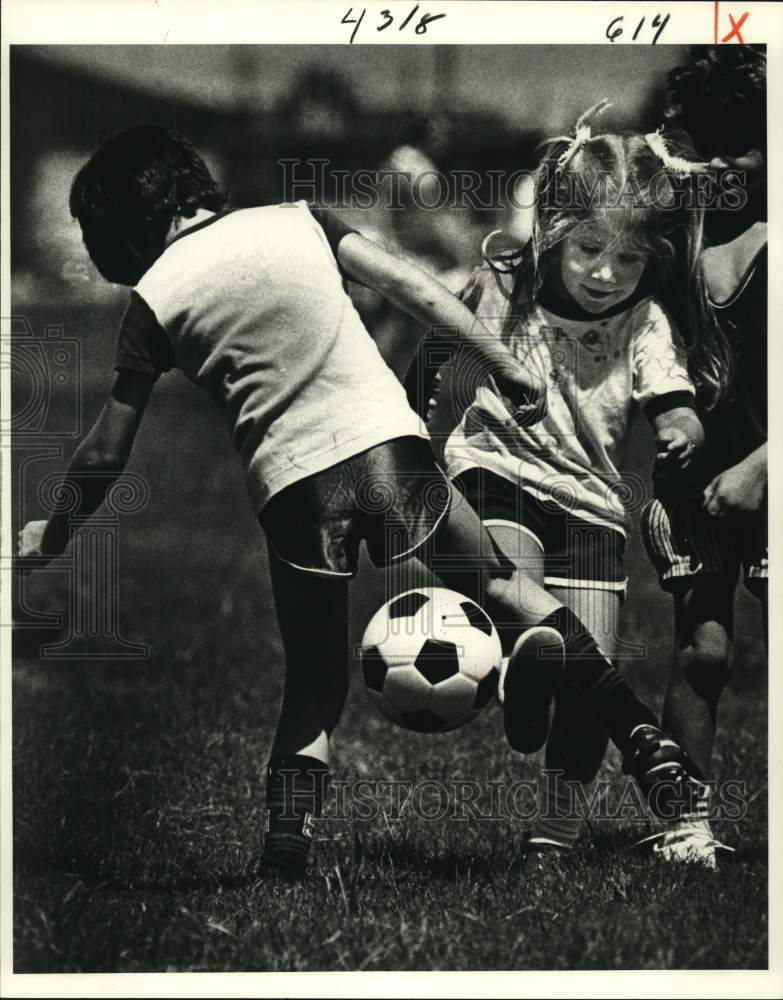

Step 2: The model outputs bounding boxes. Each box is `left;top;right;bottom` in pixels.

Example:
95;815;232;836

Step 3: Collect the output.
488;129;732;408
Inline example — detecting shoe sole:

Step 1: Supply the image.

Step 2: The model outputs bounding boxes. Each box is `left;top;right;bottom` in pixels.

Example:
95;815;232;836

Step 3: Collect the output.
503;626;564;754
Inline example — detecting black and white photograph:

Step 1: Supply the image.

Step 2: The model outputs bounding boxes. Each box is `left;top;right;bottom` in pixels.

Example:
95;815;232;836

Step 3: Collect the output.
2;1;781;994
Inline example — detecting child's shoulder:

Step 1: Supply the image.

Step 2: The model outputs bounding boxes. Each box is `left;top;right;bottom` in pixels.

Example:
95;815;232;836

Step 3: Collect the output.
702;221;767;307
134;203;320;307
628;294;669;322
616;295;679;345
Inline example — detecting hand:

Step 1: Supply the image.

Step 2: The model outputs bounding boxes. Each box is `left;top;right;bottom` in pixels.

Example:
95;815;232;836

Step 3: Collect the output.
16;520;51;574
490;368;548;428
704;452;766;518
656;426;695;470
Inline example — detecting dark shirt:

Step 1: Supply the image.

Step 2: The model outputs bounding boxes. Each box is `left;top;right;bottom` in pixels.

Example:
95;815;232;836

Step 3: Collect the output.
654;224;767;501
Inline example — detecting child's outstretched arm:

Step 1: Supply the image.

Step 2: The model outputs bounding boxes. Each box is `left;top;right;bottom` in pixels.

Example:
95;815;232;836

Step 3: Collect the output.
335;232;545;419
16;370;155;570
652;406;705;470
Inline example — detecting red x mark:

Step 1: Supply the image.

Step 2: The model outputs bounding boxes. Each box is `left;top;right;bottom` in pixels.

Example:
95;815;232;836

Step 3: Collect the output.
722;10;749;43
713;2;750;43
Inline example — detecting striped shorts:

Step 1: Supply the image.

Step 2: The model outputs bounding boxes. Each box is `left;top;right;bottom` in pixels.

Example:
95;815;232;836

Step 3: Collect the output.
641;497;768;592
454;467;627;594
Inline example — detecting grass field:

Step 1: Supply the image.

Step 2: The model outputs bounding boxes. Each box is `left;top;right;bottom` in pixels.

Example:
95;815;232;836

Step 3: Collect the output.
11;306;769;973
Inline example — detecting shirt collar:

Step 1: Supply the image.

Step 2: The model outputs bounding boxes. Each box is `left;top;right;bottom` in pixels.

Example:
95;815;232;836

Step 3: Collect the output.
168;208;237;247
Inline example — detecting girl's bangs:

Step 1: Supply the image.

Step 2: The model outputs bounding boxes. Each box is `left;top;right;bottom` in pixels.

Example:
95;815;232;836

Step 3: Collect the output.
574;202;678;257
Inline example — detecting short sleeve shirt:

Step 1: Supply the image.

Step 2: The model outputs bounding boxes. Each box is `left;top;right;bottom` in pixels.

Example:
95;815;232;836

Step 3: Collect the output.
445;264;695;531
115;203;426;512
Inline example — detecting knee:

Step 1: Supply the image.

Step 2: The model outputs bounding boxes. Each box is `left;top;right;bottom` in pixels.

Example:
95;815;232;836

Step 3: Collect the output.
484;572;517;610
677;635;730;699
483;573;530;649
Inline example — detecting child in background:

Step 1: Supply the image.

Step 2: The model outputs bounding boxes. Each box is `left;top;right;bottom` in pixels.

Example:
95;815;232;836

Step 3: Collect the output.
18;125;706;880
640;47;767;868
415;103;728;870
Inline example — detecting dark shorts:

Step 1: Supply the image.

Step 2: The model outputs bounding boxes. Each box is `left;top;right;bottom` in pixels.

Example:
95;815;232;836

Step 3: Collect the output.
259;437;451;578
453;467;627;594
641;497;768;592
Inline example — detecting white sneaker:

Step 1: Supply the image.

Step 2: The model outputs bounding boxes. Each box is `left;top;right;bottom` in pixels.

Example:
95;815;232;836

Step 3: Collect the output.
637;819;735;871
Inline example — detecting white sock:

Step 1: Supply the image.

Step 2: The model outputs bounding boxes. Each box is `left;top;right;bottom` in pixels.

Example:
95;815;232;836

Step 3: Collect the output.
295;730;329;764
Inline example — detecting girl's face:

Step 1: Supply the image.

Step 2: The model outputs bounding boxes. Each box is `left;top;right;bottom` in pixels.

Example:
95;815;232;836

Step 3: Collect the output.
559;222;649;313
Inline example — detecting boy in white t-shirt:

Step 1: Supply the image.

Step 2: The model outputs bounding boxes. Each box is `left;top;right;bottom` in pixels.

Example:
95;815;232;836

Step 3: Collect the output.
18;126;707;878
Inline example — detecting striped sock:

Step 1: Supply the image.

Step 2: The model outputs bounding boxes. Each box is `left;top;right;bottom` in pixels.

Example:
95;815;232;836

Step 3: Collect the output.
544;607;658;755
528;771;582;851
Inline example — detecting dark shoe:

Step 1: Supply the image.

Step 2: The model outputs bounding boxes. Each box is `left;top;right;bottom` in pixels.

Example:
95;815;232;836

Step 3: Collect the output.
622;724;709;820
518;838;573;879
260;821;316;881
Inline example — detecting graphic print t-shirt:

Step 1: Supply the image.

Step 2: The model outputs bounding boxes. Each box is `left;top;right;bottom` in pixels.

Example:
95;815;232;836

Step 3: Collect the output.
444;263;695;532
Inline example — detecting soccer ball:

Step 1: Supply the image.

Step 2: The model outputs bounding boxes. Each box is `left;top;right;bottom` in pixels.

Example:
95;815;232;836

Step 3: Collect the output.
360;587;502;733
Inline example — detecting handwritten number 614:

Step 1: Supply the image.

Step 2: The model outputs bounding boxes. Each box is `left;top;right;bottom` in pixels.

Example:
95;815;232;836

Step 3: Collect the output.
606;11;670;44
342;6;447;44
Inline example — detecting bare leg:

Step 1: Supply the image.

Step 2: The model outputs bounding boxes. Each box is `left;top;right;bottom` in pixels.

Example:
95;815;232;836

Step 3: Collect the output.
263;549;350;876
663;579;734;776
746;577;768;653
268;549;350;761
426;486;561;645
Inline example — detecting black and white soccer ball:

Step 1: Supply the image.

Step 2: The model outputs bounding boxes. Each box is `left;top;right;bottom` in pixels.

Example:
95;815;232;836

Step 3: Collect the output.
360;587;502;733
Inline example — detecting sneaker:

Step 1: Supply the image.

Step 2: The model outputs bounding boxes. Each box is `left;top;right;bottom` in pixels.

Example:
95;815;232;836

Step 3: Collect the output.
502;626;565;754
517;838;573;879
261;815;317;881
622;724;709;819
635;819;734;871
262;755;326;880
259;842;308;880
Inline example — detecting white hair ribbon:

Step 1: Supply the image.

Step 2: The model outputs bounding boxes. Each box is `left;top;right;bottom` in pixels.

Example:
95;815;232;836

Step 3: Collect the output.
644;128;709;175
554;99;613;171
481;229;525;273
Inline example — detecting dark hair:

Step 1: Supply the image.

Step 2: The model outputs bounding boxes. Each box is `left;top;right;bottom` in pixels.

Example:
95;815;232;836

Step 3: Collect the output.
665;46;766;159
70;125;226;285
485;124;731;408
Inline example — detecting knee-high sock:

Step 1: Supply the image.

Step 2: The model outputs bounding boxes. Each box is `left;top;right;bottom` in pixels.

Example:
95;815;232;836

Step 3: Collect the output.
542;606;657;755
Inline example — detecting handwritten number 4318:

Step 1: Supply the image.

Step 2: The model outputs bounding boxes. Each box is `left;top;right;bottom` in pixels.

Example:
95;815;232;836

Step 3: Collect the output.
342;6;447;44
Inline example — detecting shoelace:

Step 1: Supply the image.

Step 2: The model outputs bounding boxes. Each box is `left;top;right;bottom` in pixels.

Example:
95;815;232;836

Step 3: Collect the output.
641;825;734;869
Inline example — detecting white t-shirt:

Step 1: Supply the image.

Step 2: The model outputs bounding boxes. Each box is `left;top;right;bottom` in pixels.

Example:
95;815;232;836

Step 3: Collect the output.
445;265;695;532
115;202;427;512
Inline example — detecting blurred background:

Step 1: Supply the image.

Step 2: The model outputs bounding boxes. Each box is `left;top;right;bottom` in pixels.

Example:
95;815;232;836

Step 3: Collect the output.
11;44;687;305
